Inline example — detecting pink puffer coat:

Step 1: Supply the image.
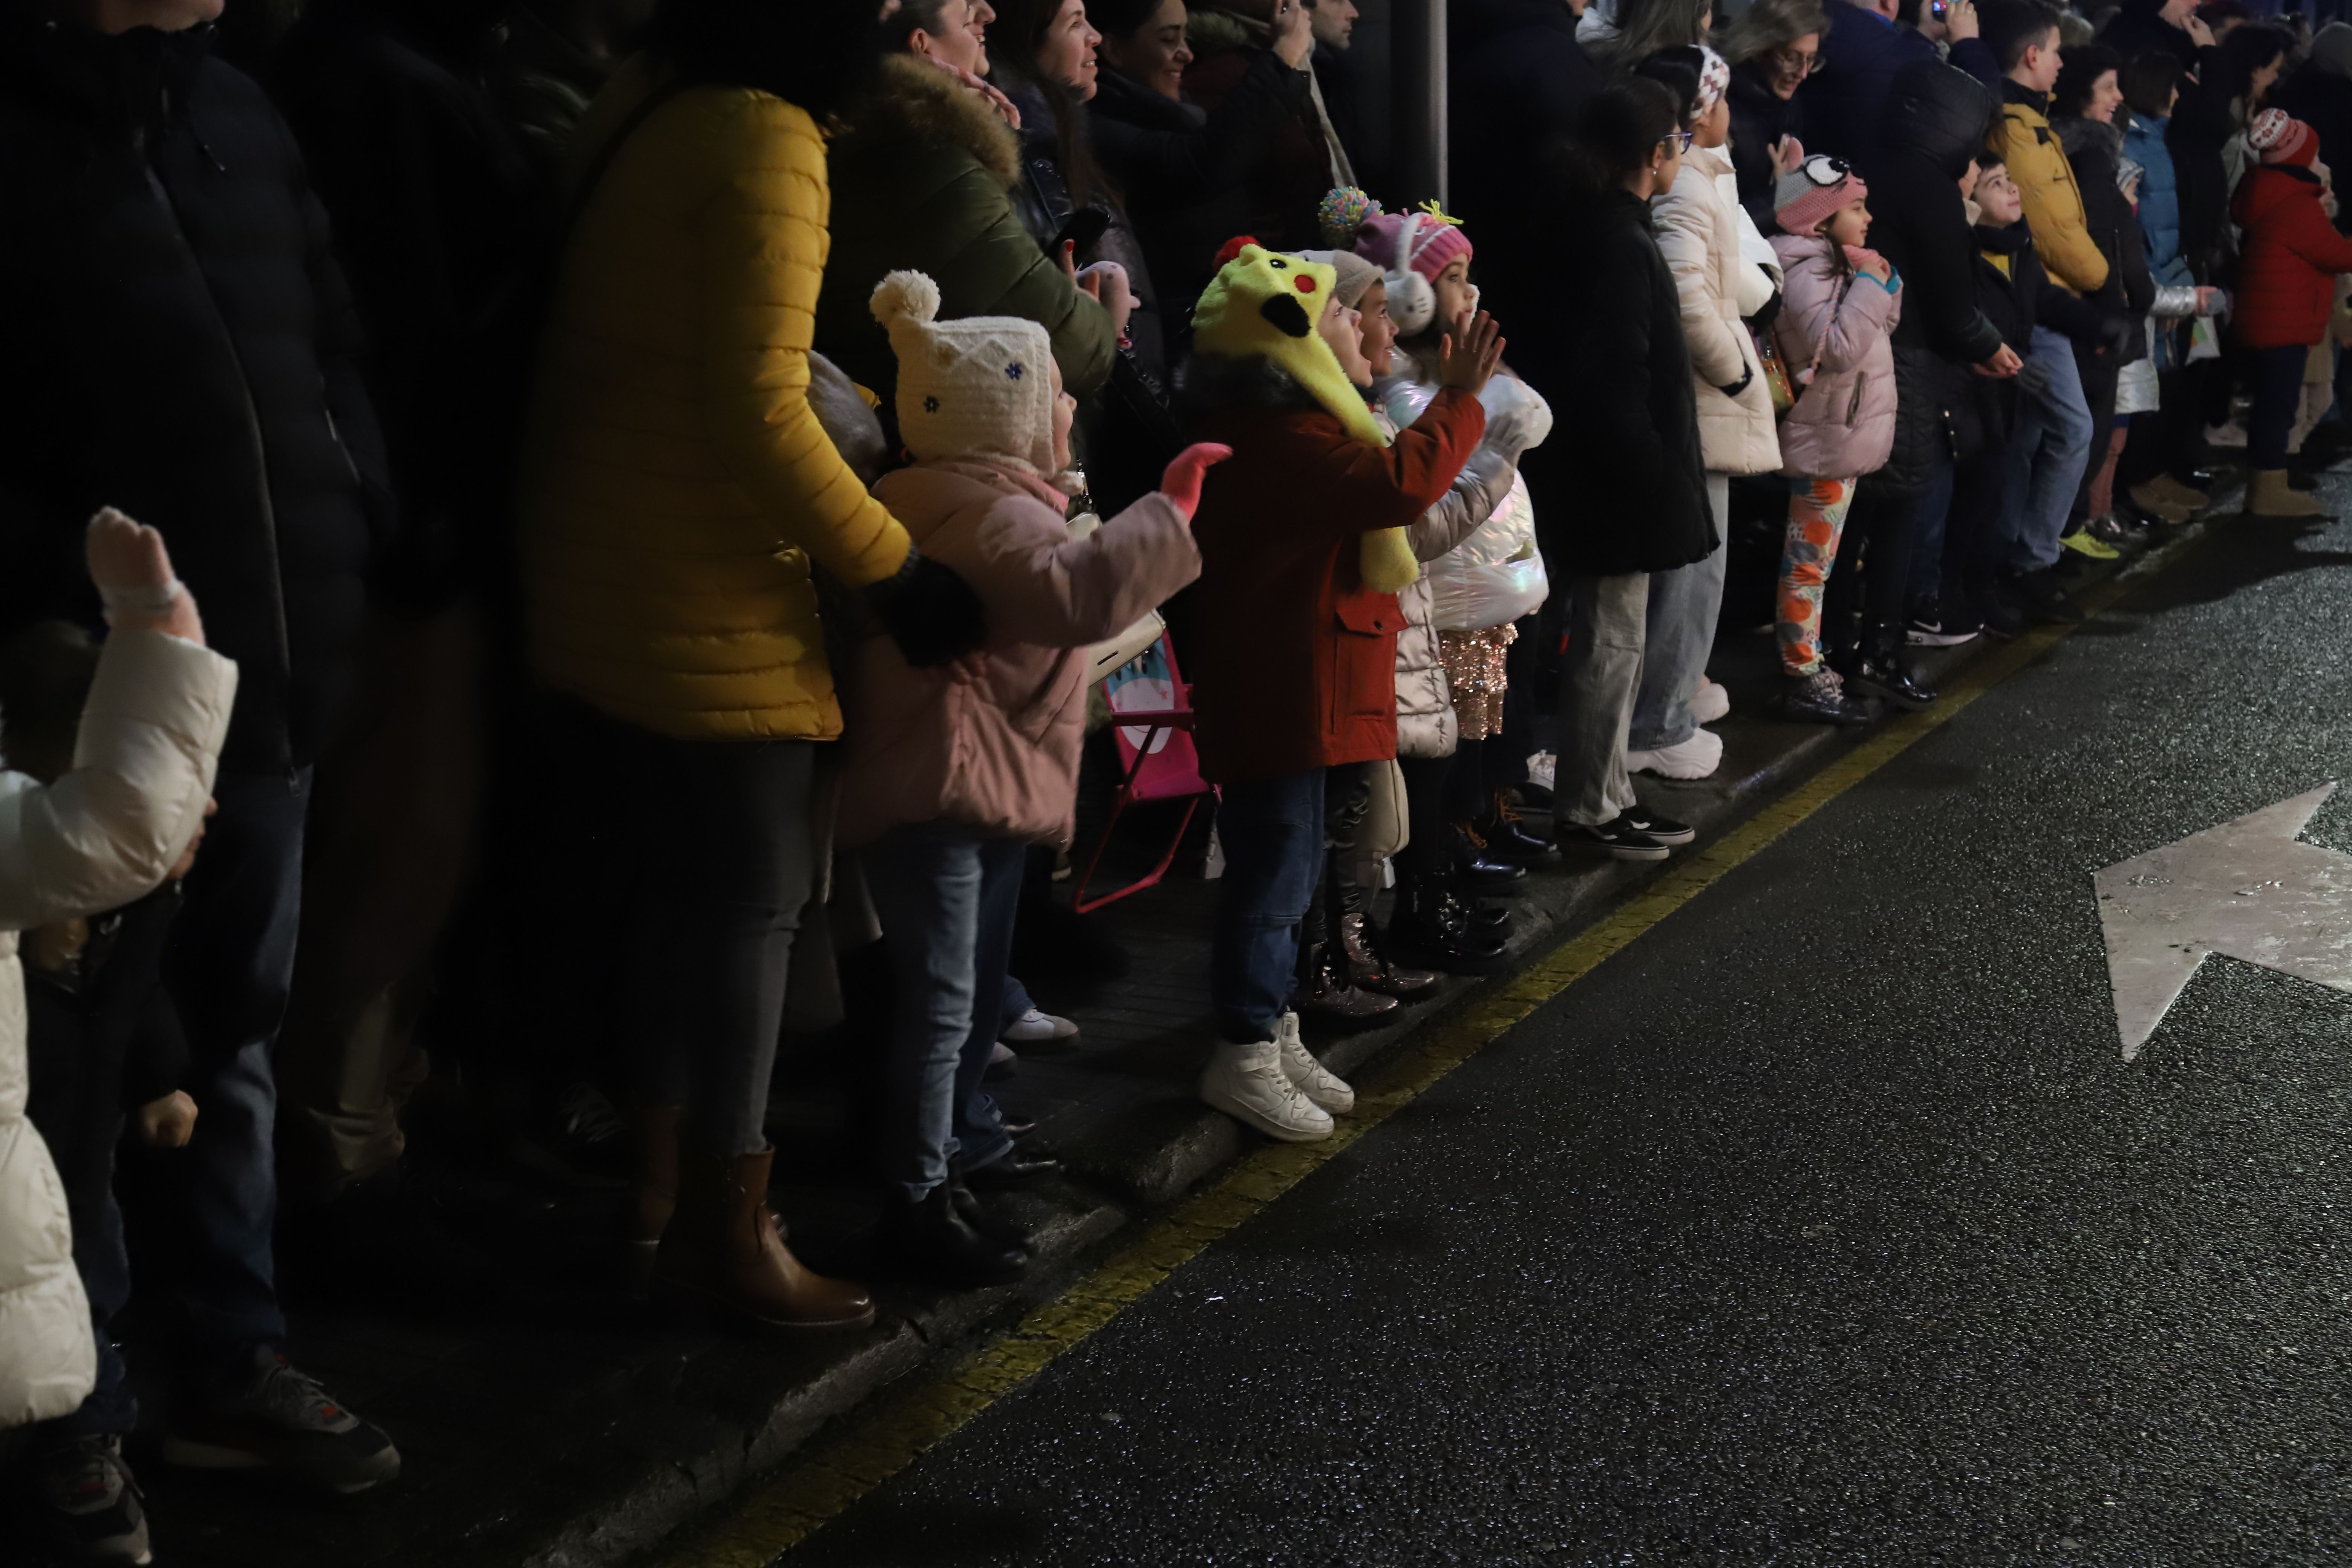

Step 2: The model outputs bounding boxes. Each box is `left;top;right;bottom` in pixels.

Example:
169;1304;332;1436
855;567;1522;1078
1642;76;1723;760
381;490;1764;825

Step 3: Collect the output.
839;459;1200;849
1769;233;1903;481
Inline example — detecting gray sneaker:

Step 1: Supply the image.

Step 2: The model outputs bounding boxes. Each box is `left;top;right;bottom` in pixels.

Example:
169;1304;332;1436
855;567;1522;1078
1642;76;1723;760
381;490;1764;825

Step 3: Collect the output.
163;1346;400;1494
35;1434;150;1564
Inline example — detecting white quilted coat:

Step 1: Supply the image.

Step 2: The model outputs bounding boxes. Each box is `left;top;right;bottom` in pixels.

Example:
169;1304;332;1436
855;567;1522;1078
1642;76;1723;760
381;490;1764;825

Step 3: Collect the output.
1653;142;1782;477
0;629;235;1430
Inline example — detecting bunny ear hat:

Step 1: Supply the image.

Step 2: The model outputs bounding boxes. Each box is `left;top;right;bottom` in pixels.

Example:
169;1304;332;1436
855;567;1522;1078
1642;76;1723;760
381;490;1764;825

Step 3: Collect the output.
871;270;1058;475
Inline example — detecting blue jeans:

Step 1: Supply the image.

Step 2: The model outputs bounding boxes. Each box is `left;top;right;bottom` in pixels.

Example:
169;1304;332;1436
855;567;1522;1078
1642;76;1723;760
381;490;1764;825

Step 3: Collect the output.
1903;453;1960;608
1211;771;1327;1043
864;825;1025;1200
155;769;309;1370
1996;326;2096;572
1629;474;1730;752
55;1183;134;1437
2249;341;2310;469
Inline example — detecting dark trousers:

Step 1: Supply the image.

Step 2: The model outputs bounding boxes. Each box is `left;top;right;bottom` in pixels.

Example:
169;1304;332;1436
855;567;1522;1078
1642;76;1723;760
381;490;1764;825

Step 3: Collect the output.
1822;470;1929;655
1395;754;1453;881
152;769;311;1371
1212;769;1328;1043
2121;363;2209;489
2249;342;2311;469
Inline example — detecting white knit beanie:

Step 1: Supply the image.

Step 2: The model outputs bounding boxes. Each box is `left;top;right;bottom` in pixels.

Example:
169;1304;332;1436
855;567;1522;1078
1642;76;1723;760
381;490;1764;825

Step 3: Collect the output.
871;271;1058;474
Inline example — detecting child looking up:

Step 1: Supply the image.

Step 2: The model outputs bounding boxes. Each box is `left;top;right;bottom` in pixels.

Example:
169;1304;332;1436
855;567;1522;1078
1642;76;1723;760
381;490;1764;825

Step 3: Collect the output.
1178;239;1499;1143
845;271;1215;1285
1770;156;1900;725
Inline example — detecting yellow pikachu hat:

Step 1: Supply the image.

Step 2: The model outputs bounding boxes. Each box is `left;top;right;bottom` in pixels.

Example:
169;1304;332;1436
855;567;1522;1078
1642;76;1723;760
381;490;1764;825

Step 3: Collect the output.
1189;238;1417;594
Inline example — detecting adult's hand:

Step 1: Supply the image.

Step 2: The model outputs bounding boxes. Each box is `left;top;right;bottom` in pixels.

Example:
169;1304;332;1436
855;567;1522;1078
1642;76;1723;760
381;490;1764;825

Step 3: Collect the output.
1159;443;1234;521
1945;0;1978;42
1437;310;1505;394
87;507;204;646
1271;0;1315;67
1771;135;1806;176
1973;343;2024;378
2184;12;2215;48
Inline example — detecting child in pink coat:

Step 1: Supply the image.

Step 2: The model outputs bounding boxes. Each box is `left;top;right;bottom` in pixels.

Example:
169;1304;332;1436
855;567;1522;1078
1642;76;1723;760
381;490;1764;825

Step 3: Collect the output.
844;271;1218;1288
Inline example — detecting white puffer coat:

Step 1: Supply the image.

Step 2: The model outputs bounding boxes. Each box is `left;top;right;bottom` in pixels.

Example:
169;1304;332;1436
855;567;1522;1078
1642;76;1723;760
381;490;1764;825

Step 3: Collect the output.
0;629;234;1430
1654;142;1782;477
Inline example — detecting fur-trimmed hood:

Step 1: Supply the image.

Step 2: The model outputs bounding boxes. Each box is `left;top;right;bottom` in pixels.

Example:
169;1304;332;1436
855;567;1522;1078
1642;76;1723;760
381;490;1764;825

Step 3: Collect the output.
839;52;1020;189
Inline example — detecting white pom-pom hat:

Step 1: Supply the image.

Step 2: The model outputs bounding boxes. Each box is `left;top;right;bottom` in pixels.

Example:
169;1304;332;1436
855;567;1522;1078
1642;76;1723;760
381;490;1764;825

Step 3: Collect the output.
871;270;1059;475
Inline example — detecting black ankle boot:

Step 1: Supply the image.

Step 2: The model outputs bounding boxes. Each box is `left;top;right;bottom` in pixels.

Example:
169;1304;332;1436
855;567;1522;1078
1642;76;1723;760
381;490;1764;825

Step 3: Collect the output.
1385;874;1508;975
1450;822;1528;886
1340;911;1440;999
880;1185;1027;1288
944;1166;1031;1249
1475;790;1559;866
1292;938;1399;1028
1846;625;1938;710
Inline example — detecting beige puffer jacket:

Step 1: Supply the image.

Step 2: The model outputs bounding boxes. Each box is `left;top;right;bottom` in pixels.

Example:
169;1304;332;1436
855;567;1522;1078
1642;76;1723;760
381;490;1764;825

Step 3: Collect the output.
1654;143;1782;477
0;629;234;1430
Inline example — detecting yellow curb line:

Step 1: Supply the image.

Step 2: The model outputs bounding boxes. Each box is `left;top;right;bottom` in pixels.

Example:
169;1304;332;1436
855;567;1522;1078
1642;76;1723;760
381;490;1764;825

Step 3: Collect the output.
663;530;2200;1568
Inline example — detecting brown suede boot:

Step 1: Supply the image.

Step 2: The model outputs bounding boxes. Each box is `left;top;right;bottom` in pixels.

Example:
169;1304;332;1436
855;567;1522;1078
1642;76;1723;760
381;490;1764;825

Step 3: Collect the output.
625;1105;682;1288
2251;469;2325;518
657;1147;876;1331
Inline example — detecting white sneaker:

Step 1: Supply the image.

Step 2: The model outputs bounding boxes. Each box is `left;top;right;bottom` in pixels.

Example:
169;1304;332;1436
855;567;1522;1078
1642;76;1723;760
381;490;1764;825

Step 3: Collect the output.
1690;677;1730;725
1274;1011;1355;1115
1625;726;1723;781
1199;1039;1334;1142
1001;1007;1079;1045
1524;750;1557;793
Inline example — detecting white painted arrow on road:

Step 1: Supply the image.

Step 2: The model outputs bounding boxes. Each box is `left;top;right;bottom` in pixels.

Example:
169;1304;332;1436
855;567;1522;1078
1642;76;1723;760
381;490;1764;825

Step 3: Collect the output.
2095;784;2352;1058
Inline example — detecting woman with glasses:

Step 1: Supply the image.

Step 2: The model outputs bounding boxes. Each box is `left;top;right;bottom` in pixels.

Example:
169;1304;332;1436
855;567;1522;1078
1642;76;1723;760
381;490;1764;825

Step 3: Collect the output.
1532;77;1711;862
1723;0;1830;233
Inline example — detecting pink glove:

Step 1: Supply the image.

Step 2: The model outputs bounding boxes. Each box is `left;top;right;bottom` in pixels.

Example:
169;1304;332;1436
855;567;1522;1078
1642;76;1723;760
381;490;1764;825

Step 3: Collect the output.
1159;443;1233;522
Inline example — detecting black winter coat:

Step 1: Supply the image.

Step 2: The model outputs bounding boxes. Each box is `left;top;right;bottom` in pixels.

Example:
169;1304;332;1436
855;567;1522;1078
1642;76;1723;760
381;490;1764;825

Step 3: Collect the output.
1801;3;1999;162
1529;189;1712;578
0;21;392;775
1728;64;1800;236
1090;55;1307;338
2271;64;2352;235
2053;114;2154;413
1862;61;2006;365
270;0;537;593
1450;0;1603;332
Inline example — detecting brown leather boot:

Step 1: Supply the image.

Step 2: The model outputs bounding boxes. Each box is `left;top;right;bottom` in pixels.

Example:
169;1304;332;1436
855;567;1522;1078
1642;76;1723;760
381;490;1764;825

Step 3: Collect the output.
657;1147;876;1331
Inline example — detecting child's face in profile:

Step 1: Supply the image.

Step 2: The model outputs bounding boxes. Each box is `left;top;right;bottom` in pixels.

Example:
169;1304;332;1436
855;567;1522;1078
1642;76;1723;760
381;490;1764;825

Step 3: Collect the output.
1824;196;1871;249
1977;164;2023;227
1433;256;1477;332
1357;280;1398;377
1050;360;1076;471
1318;299;1375;388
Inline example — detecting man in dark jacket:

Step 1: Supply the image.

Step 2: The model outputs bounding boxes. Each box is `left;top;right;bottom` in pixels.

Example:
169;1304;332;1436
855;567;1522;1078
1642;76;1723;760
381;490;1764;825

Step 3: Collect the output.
1802;0;2000;161
0;0;402;1508
1837;59;2016;697
1182;1;1338;253
1451;0;1603;295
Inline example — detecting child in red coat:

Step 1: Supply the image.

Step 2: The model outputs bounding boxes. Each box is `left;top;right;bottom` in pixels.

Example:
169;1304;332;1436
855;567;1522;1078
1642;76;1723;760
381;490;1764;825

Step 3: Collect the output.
2232;110;2352;516
1178;238;1498;1142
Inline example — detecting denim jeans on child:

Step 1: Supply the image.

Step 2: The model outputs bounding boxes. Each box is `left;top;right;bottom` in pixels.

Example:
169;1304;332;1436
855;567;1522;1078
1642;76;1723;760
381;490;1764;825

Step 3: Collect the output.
1211;770;1327;1043
1995;326;2095;572
2249;341;2311;469
1556;573;1649;829
1629;473;1730;752
863;825;1027;1201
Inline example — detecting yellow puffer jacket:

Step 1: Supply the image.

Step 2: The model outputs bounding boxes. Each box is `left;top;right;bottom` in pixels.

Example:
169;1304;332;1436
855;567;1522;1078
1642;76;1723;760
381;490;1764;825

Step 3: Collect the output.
1990;95;2110;297
520;58;913;741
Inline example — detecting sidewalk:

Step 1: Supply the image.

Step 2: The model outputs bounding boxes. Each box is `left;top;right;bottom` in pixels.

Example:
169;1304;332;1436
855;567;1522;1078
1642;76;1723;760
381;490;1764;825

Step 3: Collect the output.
109;533;2185;1568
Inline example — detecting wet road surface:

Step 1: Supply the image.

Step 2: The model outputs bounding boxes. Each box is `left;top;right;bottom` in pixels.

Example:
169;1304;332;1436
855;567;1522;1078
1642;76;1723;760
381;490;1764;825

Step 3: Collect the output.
786;510;2352;1566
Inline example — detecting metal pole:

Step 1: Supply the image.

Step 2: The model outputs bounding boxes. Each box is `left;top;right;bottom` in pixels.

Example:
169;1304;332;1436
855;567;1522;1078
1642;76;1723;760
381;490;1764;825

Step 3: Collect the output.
1391;0;1447;208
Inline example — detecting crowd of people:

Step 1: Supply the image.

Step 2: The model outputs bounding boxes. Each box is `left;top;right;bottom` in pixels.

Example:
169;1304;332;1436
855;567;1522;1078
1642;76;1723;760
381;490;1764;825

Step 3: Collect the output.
0;0;2344;1559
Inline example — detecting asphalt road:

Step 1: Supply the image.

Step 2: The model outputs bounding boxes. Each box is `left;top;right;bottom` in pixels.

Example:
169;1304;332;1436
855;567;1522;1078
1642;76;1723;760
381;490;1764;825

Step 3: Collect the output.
786;506;2352;1567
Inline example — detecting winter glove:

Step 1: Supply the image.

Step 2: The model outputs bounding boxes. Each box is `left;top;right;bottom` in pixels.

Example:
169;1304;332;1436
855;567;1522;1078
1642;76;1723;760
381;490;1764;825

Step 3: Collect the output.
864;544;987;668
1158;443;1233;522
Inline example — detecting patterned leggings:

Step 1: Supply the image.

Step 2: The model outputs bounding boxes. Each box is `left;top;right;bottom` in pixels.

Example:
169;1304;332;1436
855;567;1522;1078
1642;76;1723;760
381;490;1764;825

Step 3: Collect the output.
1777;476;1857;677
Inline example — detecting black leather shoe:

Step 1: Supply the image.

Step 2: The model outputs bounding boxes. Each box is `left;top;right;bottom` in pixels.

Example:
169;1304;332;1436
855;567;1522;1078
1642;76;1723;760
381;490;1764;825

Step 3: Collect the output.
949;1177;1031;1249
880;1186;1027;1287
1386;875;1508;975
1846;629;1938;711
2010;567;2084;626
1291;939;1400;1029
1339;913;1440;1000
962;1150;1063;1190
